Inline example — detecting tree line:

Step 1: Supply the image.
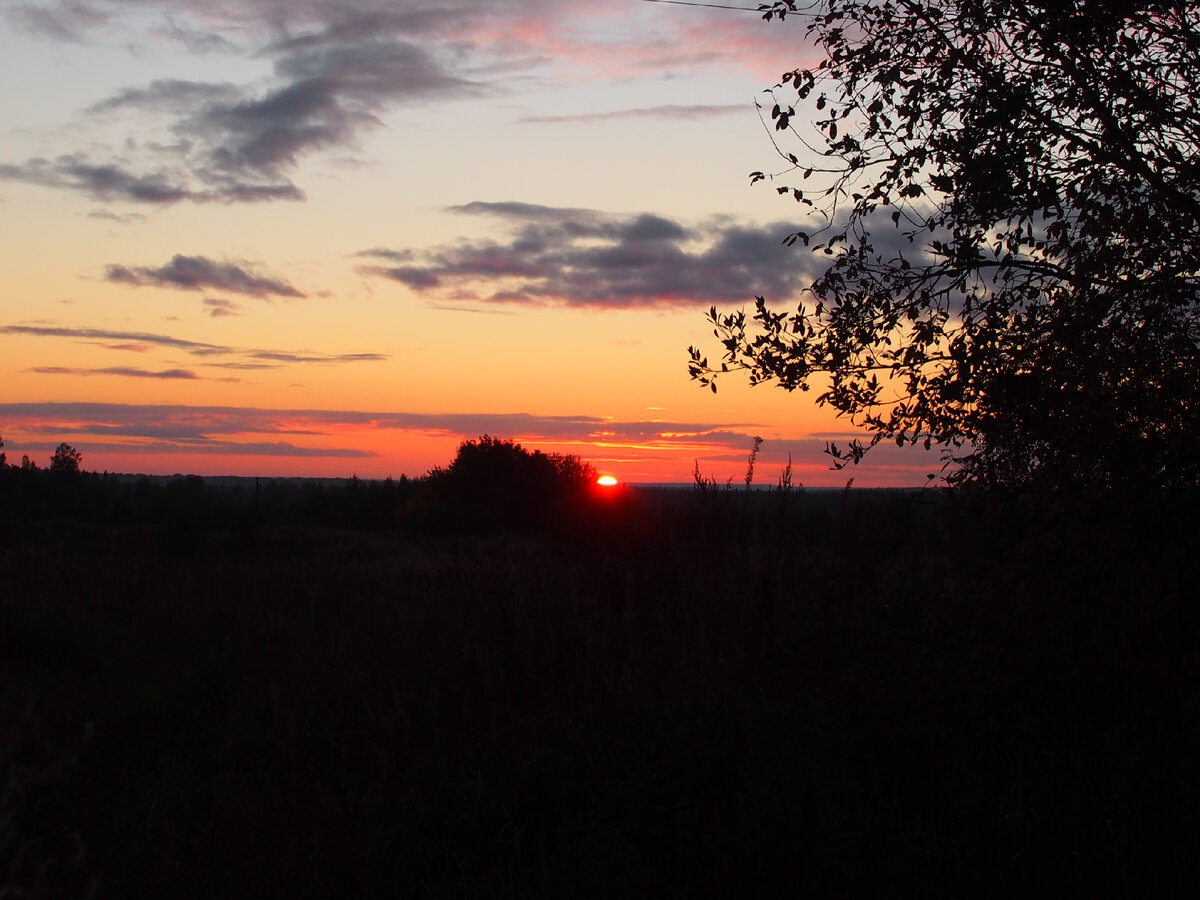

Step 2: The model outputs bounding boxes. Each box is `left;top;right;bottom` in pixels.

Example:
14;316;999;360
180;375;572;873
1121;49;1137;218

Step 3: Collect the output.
0;434;607;539
0;436;83;474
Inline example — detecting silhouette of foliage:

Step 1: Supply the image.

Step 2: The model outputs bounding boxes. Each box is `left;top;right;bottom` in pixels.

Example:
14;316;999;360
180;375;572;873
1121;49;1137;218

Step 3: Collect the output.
0;433;6;468
690;0;1200;488
421;435;597;534
49;443;82;475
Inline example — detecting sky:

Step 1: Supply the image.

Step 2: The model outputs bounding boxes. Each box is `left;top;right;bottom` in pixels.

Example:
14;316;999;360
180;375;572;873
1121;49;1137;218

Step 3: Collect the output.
0;0;940;485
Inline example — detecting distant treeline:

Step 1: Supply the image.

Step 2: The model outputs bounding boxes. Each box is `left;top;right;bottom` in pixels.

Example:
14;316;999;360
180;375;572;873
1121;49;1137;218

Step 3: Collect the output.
0;464;410;529
0;435;635;541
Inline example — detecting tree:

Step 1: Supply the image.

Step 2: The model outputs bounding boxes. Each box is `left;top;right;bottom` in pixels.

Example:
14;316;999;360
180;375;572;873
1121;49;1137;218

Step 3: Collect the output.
689;0;1200;488
49;443;82;475
423;435;597;534
0;433;5;468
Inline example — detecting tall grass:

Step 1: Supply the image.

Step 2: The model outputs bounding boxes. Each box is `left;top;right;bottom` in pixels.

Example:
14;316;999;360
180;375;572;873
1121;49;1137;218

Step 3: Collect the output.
2;481;1198;897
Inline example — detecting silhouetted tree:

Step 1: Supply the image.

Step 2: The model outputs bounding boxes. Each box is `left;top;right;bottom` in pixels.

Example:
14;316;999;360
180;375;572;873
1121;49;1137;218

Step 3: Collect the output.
0;433;5;468
423;435;596;534
689;0;1200;489
49;443;82;475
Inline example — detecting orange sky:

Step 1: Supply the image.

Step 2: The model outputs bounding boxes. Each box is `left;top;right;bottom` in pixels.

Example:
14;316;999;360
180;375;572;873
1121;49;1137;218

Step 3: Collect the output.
0;0;940;486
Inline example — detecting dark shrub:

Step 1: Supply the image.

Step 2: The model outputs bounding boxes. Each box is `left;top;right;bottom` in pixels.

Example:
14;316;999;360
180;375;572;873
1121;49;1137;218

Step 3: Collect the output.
415;435;595;535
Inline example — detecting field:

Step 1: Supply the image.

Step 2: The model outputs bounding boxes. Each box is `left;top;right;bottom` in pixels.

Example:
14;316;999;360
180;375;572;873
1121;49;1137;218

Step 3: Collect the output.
3;472;1199;897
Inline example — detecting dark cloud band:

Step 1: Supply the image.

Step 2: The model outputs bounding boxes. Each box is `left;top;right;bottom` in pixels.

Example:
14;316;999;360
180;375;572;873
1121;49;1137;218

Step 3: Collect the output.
27;366;201;380
359;202;821;308
1;324;387;366
0;401;759;448
105;254;305;299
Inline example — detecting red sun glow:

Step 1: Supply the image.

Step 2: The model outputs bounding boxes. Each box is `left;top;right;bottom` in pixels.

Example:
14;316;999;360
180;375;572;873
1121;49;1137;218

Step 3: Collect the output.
596;475;619;487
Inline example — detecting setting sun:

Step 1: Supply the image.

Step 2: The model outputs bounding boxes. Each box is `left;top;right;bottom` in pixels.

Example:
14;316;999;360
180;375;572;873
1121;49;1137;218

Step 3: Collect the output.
596;475;619;487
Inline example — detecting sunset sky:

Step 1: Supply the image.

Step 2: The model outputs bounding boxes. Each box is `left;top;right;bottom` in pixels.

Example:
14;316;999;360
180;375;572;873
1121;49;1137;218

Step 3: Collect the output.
0;0;938;485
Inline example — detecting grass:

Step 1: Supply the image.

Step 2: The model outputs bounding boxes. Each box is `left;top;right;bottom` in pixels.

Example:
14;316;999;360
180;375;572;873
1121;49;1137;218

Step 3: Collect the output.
2;477;1199;897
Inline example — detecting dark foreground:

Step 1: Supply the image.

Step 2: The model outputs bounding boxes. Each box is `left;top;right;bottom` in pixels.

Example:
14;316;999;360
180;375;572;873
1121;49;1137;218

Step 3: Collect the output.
3;479;1199;897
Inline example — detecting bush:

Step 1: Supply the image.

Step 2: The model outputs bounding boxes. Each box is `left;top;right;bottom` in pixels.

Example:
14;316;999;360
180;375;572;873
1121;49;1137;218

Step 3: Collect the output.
415;435;596;535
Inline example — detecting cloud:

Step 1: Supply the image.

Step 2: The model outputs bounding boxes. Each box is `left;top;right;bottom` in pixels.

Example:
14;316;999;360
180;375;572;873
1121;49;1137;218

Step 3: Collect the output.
87;209;147;224
2;323;230;354
27;366;200;379
100;342;153;352
204;298;242;317
3;1;109;42
0;1;799;206
13;438;375;459
246;350;388;364
0;154;304;205
190;38;480;184
135;441;376;458
2;6;489;205
200;361;282;370
1;323;387;366
153;19;239;55
105;254;305;299
86;79;244;116
359;202;821;308
516;103;748;125
0;401;761;449
0;156;197;205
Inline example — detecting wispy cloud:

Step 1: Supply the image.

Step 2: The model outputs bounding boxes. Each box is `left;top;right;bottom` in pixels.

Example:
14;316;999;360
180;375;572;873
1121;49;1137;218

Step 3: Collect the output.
0;401;761;449
1;323;387;366
153;18;239;55
27;366;201;379
0;156;201;205
2;323;228;354
87;209;148;224
158;39;478;190
3;1;109;42
101;440;377;458
0;152;307;205
200;360;282;371
11;438;377;459
359;202;819;308
105;254;305;299
204;298;242;317
245;350;387;364
2;4;488;204
97;342;153;353
516;104;748;125
0;400;941;483
0;1;798;206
